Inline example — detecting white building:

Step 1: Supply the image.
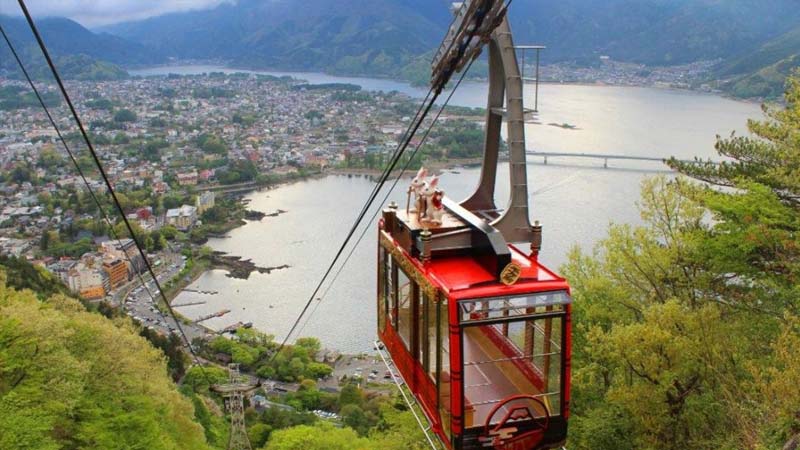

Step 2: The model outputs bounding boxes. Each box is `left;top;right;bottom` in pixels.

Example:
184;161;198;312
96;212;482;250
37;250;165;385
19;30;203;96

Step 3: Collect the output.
166;205;198;231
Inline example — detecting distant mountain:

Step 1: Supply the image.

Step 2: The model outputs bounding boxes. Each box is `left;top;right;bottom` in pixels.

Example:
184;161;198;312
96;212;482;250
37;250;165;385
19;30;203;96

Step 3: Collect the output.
513;0;800;65
3;1;798;97
711;25;800;98
718;26;800;77
103;0;800;75
104;0;444;76
0;15;162;80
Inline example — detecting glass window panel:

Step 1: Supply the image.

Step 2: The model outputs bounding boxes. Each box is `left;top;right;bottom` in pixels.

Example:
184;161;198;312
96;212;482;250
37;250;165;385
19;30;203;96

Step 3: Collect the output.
459;291;571;323
419;293;427;368
378;247;387;333
427;296;438;382
462;315;563;430
390;258;397;329
397;268;413;350
438;297;451;439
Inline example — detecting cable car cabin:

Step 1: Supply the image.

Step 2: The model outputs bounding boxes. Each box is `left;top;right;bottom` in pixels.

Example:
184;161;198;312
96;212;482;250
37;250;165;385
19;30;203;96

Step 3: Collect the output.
376;4;571;447
377;198;572;450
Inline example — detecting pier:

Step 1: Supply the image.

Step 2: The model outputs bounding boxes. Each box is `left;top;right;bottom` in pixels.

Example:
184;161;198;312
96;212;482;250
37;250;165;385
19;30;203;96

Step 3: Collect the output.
182;288;219;295
171;301;206;308
195;309;231;323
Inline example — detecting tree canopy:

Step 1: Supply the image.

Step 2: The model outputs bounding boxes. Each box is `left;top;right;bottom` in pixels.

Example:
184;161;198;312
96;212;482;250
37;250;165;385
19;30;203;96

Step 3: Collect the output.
566;73;800;449
0;271;210;449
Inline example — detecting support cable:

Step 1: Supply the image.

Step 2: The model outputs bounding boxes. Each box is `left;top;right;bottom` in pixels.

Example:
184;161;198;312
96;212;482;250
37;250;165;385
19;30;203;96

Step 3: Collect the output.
0;24;161;308
272;1;496;358
16;0;205;367
341;87;434;249
374;340;441;450
295;60;475;338
283;90;437;341
271;89;441;360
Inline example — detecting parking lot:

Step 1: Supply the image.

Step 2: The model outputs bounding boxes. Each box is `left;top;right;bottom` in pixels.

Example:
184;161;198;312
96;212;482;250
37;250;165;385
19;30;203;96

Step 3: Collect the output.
319;354;401;391
119;257;213;342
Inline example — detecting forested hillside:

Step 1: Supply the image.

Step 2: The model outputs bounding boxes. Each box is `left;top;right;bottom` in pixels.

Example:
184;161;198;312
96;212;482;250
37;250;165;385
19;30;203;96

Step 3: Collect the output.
0;15;158;80
715;25;800;98
0;257;429;450
103;0;800;79
565;73;800;449
0;268;210;449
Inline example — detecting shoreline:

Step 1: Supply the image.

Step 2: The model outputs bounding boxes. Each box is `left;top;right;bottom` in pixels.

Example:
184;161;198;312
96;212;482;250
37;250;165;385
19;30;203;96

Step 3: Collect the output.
326;157;483;178
126;62;764;105
173;160;476;345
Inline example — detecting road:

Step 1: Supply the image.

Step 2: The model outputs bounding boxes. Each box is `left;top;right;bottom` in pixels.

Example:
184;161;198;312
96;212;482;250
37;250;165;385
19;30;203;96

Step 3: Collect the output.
117;255;214;343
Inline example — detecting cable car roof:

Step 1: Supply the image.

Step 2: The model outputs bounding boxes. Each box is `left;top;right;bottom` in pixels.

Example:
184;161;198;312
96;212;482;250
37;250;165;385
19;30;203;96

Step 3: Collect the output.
423;244;569;301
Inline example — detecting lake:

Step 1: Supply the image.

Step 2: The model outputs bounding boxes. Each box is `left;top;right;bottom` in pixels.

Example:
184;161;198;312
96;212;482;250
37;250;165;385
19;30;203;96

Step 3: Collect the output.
156;65;762;352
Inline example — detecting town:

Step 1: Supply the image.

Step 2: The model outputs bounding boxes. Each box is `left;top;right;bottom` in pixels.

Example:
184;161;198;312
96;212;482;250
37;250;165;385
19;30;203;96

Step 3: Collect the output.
0;72;486;313
537;58;721;92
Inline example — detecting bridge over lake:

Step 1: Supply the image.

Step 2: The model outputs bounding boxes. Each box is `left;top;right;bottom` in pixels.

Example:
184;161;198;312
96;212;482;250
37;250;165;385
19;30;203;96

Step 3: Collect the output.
526;151;693;168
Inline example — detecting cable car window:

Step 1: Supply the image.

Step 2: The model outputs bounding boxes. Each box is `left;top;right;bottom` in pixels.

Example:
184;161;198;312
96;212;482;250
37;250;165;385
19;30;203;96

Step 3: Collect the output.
425;294;438;381
397;268;414;350
459;291;571;323
462;315;563;429
439;297;451;439
390;258;398;329
378;247;388;333
419;293;427;369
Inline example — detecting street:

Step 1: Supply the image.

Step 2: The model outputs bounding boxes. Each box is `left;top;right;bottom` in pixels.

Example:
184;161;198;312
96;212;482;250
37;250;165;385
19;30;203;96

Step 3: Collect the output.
116;254;213;343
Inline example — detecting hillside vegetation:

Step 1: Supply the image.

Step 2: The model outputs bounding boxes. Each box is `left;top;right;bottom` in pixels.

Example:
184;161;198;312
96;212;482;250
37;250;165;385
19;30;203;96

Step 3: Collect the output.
566;74;800;449
725;54;800;99
0;269;210;449
0;256;430;450
0;15;150;81
715;25;800;99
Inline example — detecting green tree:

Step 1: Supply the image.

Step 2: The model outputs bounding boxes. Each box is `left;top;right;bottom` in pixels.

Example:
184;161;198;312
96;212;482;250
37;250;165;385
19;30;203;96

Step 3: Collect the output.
113;108;137;123
263;422;373;450
340;404;371;436
198;134;228;155
368;401;429;450
39;230;50;251
249;422;272;448
567;74;800;449
668;72;800;316
338;383;364;408
563;178;764;449
0;272;210;449
182;365;228;394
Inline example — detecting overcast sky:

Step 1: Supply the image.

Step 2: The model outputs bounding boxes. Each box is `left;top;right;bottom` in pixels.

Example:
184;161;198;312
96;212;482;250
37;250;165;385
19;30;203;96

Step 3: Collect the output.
0;0;233;27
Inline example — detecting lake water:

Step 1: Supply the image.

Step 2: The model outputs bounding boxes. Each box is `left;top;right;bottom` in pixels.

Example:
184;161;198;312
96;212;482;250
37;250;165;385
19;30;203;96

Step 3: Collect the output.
156;65;762;352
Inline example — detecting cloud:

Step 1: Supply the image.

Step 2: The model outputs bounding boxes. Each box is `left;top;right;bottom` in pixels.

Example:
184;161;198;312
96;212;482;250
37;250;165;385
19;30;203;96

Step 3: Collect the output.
0;0;235;27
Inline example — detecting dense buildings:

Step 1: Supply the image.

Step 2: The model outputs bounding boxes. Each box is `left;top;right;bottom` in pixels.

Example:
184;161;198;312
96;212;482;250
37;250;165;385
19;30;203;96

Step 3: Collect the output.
0;72;428;300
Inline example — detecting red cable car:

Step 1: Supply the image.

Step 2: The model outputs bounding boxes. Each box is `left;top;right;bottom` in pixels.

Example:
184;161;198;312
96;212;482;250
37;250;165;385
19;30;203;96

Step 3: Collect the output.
376;215;572;450
376;5;571;449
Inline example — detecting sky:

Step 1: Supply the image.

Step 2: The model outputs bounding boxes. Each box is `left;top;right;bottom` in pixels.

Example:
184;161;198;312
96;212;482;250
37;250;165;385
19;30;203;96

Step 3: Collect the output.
0;0;233;27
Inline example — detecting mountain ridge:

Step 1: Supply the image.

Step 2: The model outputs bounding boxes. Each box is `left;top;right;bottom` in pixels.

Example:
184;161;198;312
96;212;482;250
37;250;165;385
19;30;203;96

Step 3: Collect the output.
0;14;163;80
104;0;800;67
1;2;799;98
